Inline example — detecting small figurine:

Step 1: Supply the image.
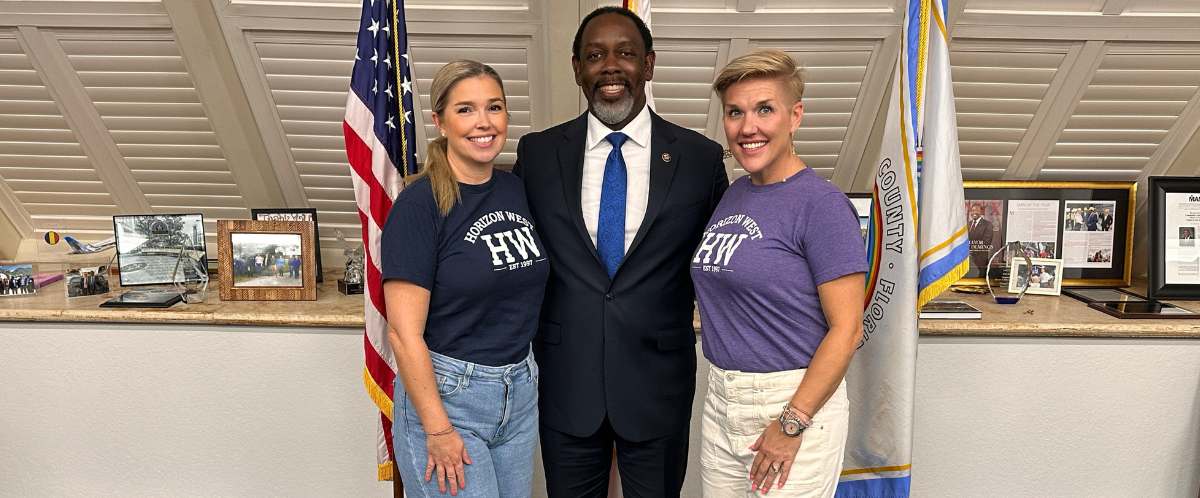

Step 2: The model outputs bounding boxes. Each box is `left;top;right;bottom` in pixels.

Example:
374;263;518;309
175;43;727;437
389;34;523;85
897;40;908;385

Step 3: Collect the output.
334;229;366;295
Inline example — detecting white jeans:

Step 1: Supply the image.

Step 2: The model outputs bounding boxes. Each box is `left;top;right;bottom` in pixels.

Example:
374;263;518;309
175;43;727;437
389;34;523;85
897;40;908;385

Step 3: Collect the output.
700;364;849;498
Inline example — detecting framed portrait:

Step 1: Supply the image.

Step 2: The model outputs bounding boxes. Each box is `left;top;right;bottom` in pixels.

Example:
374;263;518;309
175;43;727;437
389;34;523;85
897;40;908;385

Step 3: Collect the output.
112;214;208;286
217;220;317;301
0;263;37;297
960;181;1136;287
1008;257;1063;296
250;208;323;282
66;265;111;297
1147;177;1200;299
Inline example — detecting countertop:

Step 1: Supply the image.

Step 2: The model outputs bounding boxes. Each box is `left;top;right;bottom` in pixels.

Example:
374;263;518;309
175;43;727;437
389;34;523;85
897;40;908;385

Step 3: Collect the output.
3;273;1200;338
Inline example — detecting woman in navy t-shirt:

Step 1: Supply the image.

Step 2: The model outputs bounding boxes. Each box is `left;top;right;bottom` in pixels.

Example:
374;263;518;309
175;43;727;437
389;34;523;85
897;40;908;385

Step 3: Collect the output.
381;60;548;498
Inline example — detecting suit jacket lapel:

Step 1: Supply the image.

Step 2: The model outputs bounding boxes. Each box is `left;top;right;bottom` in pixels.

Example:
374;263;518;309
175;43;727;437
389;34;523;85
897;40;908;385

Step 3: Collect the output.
558;114;603;265
625;112;679;261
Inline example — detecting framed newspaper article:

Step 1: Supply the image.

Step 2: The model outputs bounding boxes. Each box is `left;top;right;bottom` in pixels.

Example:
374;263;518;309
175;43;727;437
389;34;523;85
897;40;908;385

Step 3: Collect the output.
1148;177;1200;299
959;181;1135;287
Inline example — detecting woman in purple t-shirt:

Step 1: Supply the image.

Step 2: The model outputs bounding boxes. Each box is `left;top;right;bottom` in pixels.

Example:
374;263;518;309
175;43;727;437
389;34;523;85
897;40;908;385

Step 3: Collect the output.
693;49;868;497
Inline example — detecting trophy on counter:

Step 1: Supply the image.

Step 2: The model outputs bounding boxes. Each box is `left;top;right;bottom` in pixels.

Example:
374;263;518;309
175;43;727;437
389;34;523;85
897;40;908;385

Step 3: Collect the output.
335;229;365;295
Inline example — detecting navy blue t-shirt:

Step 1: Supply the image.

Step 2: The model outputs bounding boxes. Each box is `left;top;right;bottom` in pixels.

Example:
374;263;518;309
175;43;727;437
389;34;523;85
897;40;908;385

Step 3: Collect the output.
381;171;549;367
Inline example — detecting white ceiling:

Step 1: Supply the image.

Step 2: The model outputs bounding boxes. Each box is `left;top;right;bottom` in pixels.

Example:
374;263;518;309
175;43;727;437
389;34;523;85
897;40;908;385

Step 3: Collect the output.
2;0;1199;261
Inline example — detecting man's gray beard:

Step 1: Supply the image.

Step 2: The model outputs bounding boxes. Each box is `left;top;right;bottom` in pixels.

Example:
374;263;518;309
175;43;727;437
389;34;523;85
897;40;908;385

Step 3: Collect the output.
591;95;635;125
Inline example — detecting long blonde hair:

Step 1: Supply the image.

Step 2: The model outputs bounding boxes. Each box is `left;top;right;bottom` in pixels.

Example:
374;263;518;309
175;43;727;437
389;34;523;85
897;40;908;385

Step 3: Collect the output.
406;60;506;216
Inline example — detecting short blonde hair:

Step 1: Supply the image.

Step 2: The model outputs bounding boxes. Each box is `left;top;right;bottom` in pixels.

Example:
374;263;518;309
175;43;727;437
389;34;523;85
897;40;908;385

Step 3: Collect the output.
712;49;805;104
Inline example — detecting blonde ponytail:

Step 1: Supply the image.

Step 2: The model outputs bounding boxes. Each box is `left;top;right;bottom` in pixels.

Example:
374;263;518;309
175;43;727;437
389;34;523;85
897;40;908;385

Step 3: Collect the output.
406;59;506;217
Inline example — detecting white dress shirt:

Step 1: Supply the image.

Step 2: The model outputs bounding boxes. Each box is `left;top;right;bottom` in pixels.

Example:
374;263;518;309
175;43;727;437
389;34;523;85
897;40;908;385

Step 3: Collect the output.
582;105;652;253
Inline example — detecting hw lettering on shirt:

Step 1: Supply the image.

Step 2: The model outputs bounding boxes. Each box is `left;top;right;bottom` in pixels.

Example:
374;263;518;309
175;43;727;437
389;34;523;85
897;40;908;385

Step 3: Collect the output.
692;214;764;272
463;210;544;270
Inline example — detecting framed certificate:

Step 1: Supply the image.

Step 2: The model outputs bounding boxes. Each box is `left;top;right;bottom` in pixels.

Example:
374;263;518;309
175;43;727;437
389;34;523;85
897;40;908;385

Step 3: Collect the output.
1148;177;1200;299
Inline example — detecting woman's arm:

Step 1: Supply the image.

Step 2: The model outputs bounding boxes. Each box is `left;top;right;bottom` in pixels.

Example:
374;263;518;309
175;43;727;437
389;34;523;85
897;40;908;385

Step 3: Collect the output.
384;278;471;495
750;271;864;493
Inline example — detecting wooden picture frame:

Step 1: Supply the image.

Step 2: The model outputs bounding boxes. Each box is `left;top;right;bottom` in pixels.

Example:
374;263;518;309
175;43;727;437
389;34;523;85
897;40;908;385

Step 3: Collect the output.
1008;257;1063;296
250;208;323;282
1147;176;1200;299
959;181;1136;287
217;220;317;301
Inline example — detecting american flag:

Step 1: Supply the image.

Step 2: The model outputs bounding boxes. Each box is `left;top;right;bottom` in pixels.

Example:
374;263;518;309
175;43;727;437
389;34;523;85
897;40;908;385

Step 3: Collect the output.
342;0;417;482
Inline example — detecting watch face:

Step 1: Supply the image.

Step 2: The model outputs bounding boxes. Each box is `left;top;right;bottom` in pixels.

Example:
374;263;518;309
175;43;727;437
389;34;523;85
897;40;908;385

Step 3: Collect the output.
782;420;801;436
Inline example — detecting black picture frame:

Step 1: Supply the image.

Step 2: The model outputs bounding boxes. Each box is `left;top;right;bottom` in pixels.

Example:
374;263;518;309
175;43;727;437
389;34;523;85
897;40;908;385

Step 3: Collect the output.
959;181;1136;287
1087;301;1200;319
1147;177;1200;299
251;208;323;283
112;213;208;287
1063;287;1148;304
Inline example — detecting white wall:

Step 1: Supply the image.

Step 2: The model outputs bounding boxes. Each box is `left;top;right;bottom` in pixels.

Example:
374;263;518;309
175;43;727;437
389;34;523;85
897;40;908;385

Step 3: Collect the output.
3;323;1198;497
0;322;391;498
912;336;1200;498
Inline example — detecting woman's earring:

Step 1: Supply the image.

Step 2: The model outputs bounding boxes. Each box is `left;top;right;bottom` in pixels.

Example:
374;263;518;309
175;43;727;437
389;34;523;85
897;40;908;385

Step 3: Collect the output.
722;149;733;159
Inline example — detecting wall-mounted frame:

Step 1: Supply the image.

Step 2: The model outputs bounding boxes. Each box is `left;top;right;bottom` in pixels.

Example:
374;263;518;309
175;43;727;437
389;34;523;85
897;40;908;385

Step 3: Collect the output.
1147;177;1200;300
250;208;323;282
958;181;1136;288
217;220;317;301
847;193;872;243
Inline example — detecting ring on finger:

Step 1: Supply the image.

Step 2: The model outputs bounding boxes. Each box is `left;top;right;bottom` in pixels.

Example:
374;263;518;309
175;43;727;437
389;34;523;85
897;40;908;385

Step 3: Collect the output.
770;463;781;473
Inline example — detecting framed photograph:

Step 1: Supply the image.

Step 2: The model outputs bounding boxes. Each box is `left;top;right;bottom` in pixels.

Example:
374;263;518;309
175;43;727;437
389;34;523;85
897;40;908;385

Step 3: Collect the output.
251;208;323;283
113;214;208;286
1147;176;1200;299
847;193;872;243
217;220;316;301
960;181;1136;287
1008;257;1063;296
66;265;111;297
0;263;37;296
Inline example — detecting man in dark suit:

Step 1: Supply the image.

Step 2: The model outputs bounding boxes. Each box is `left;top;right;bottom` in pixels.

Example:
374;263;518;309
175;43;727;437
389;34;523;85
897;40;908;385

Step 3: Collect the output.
1100;208;1114;231
967;203;994;269
512;7;728;498
1086;207;1100;231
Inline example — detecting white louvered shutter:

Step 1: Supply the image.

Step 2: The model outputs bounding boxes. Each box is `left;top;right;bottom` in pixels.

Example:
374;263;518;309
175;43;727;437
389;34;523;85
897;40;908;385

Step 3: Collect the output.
964;0;1106;12
59;36;246;231
778;42;875;181
1041;50;1200;181
652;39;720;135
0;37;119;235
254;39;360;247
410;36;532;166
950;44;1069;180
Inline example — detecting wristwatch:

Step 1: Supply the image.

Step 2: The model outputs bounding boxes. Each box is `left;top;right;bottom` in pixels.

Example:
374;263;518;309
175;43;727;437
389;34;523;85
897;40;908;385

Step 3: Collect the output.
778;404;812;437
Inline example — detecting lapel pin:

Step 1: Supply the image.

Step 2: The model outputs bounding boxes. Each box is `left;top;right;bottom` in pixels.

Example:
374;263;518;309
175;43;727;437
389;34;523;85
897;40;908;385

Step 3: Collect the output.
661;153;671;162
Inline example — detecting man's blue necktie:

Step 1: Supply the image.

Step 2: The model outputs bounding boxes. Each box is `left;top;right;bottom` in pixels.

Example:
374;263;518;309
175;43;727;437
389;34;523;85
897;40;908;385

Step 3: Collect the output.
597;132;628;279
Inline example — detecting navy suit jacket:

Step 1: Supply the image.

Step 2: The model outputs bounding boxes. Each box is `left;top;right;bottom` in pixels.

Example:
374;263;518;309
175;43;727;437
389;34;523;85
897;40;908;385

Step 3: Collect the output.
512;111;729;441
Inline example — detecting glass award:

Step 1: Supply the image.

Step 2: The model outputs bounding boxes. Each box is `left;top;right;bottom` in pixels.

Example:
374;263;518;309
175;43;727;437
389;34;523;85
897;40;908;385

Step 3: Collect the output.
986;241;1032;304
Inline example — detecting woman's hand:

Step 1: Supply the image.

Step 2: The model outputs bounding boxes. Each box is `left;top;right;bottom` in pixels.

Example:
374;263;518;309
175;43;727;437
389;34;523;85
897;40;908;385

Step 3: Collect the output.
424;429;472;495
749;420;803;494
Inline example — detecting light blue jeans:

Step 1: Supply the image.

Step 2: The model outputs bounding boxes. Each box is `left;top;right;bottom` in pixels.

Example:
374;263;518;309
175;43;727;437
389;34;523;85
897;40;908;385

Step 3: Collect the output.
395;350;539;498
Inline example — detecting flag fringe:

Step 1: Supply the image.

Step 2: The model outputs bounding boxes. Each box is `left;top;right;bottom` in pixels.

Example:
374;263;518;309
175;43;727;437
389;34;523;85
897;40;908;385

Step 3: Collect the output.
378;462;394;481
917;258;967;308
364;366;395;421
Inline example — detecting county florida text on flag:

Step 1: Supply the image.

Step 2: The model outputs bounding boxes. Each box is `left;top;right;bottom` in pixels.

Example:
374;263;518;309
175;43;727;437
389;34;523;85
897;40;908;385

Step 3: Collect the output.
343;0;418;482
835;0;968;497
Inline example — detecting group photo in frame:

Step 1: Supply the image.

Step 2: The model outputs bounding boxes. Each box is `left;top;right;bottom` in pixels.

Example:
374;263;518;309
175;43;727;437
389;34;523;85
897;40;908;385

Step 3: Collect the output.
0;263;37;296
959;181;1136;288
217;220;317;301
1147;176;1200;300
250;208;323;282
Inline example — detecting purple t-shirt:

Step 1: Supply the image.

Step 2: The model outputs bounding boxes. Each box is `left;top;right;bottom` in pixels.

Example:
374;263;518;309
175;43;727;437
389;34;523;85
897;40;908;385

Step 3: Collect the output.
692;168;867;373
